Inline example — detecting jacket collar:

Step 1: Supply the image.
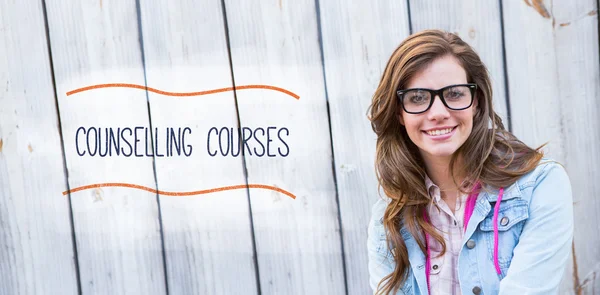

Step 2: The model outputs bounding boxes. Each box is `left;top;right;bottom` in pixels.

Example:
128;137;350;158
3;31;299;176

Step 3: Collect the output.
399;181;522;241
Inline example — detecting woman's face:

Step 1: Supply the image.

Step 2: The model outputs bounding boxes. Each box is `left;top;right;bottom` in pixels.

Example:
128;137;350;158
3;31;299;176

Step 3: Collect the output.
397;55;477;163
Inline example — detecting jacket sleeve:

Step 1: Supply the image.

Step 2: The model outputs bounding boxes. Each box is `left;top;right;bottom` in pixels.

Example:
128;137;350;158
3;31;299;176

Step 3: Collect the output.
367;198;405;294
499;163;574;294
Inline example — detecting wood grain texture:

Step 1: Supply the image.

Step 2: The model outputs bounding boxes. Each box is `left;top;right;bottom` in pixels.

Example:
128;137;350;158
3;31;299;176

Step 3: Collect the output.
138;0;258;294
502;0;600;293
409;0;509;126
316;1;410;293
551;1;600;293
1;0;598;294
223;0;346;293
44;0;166;294
0;0;78;294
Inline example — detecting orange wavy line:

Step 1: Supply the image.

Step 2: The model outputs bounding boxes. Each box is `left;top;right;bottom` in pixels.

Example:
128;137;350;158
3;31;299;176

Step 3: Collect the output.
66;83;300;100
62;183;296;199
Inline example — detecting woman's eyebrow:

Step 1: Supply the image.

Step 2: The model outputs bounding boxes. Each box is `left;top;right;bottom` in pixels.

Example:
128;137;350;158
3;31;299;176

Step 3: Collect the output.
405;83;466;90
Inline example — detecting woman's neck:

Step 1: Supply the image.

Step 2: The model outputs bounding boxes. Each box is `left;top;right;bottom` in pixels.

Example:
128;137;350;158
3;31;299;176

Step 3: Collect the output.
422;153;466;195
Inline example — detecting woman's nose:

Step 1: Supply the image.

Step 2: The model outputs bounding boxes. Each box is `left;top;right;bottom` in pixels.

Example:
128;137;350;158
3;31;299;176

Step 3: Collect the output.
427;95;450;120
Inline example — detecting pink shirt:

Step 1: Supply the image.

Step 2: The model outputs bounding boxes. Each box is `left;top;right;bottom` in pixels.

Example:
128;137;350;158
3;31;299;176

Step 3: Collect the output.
425;174;468;295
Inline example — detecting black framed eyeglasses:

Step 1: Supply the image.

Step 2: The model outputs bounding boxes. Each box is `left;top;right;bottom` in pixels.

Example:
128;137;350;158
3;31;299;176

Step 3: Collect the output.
396;83;477;114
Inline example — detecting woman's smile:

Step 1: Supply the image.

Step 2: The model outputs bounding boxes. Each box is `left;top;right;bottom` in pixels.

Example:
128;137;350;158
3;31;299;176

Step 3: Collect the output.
422;126;457;137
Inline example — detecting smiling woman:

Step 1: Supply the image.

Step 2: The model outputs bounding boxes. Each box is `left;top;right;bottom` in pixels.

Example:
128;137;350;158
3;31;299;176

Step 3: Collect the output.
366;30;573;295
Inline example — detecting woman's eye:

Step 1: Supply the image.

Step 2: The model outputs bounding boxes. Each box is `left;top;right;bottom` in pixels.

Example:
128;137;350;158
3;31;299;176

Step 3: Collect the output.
446;90;464;99
408;94;427;104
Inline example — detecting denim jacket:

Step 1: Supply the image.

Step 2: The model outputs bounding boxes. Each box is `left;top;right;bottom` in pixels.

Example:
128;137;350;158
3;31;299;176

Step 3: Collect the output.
367;160;573;295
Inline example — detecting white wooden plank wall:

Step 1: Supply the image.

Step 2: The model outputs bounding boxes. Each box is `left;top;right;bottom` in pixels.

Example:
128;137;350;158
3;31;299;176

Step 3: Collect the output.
44;0;166;294
0;1;78;294
552;1;600;293
0;0;598;294
223;0;346;294
317;1;410;294
138;0;258;294
502;0;600;293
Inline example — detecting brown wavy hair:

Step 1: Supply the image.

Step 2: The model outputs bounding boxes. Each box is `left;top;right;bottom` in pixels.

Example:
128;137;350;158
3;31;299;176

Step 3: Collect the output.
367;30;545;294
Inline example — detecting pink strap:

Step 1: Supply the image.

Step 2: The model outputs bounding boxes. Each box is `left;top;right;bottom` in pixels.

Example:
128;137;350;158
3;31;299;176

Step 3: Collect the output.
423;182;504;294
493;188;504;275
463;182;481;232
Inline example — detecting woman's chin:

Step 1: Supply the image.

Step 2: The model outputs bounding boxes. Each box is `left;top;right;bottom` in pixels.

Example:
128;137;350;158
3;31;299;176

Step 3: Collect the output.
420;147;459;159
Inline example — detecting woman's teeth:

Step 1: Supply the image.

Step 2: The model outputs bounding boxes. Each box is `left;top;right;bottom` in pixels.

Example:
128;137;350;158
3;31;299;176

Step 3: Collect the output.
426;127;453;136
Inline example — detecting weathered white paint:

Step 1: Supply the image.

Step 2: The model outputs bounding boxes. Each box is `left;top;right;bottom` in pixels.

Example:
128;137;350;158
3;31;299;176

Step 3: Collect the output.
0;0;78;294
502;0;600;293
409;0;509;126
317;0;410;293
44;0;166;294
223;0;346;293
0;0;599;294
138;0;258;294
551;1;600;293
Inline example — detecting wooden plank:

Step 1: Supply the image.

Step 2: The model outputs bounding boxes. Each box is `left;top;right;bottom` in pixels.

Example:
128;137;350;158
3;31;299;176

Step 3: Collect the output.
317;1;410;293
138;0;258;294
44;1;166;294
502;0;600;293
223;0;346;293
0;1;78;294
552;1;600;293
409;0;509;126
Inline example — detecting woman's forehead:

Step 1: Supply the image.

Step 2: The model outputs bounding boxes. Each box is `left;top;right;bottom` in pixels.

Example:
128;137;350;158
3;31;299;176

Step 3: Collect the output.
405;55;468;89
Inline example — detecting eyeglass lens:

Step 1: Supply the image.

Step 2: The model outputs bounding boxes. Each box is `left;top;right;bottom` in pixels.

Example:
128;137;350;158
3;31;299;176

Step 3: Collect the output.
403;85;472;113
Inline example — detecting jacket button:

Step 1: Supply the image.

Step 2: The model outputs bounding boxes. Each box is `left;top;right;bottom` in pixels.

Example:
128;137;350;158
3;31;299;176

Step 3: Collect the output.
432;264;439;270
466;239;476;249
500;216;509;226
472;286;482;294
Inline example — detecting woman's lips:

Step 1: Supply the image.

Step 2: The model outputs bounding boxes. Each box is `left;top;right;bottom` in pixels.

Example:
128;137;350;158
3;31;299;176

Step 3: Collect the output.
422;126;457;140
